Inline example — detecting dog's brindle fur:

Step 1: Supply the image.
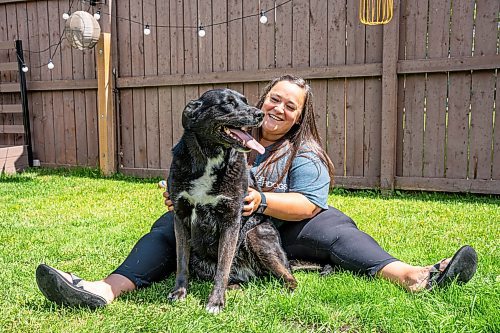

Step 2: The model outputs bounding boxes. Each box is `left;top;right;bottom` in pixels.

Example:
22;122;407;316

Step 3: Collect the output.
167;89;297;314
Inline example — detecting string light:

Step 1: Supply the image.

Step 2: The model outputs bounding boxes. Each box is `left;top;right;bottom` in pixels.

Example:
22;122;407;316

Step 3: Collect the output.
259;11;268;24
21;64;29;72
23;0;294;65
198;25;206;37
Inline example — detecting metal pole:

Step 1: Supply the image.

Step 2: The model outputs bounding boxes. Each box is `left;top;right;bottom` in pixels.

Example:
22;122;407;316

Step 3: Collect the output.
15;40;33;167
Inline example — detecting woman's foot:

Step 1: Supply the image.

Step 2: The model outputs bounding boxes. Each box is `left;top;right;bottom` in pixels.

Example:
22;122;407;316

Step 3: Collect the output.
380;245;478;292
36;264;135;308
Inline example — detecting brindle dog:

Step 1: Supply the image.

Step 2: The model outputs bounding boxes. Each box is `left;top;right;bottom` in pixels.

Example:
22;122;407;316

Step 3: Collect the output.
167;89;297;314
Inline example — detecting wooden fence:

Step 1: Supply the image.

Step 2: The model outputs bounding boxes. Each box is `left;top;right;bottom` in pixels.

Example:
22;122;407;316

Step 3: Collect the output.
0;0;499;194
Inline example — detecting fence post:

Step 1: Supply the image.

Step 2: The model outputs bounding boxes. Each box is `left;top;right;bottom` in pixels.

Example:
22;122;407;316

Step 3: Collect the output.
96;32;116;175
380;0;400;193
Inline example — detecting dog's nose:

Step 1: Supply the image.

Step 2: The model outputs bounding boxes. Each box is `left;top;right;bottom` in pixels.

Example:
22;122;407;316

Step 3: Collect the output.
255;109;265;121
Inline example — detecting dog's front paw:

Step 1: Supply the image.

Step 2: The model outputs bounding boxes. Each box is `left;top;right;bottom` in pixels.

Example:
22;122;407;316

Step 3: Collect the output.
167;287;187;302
206;293;225;314
206;302;224;315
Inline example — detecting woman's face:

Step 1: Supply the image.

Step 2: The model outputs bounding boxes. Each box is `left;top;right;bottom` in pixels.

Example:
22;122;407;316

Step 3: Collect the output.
260;80;306;142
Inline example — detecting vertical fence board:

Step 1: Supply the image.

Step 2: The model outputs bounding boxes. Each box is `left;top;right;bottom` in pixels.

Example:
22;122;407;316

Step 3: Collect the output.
423;0;450;178
311;80;327;151
345;1;365;176
184;0;199;128
130;0;146;168
120;89;134;168
310;0;327;68
327;0;346;66
227;0;243;94
327;79;345;177
364;23;383;178
156;0;171;75
25;2;44;160
146;87;160;168
212;0;227;72
117;1;133;168
327;0;346;176
85;90;98;167
156;0;172;171
401;0;427;177
242;0;259;106
36;1;55;164
292;0;309;68
158;86;173;170
169;0;186;145
58;1;75;165
47;0;65;164
446;0;474;178
144;0;158;77
275;0;292;68
468;0;498;179
395;0;407;178
82;3;98;167
309;1;327;150
395;78;404;177
228;0;243;73
494;74;500;180
183;0;198;75
198;0;212;74
258;0;274;69
243;0;258;71
74;90;87;165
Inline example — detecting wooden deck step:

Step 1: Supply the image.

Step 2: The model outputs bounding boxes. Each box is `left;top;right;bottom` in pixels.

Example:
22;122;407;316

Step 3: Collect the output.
0;62;18;71
0;41;15;50
0;125;24;134
0;83;20;93
0;104;23;113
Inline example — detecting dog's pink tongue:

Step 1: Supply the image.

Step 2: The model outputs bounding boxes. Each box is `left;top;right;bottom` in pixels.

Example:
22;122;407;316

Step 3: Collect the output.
229;129;265;154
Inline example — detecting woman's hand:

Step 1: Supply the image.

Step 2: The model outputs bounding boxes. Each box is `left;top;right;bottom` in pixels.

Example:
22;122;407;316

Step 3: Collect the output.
242;187;262;217
163;191;174;211
158;180;174;211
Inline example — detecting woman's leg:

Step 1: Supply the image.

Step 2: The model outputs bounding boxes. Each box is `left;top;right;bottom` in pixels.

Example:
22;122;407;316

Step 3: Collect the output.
36;212;177;304
278;207;454;292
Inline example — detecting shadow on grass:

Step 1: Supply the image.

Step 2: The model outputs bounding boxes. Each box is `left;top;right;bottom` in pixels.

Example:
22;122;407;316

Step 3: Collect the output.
0;167;163;185
330;187;500;205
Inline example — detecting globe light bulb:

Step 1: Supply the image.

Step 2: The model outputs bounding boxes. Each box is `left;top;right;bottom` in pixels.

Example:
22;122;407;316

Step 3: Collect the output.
47;60;54;70
198;26;206;37
63;12;70;20
259;11;268;24
94;10;101;20
22;64;29;73
144;24;151;35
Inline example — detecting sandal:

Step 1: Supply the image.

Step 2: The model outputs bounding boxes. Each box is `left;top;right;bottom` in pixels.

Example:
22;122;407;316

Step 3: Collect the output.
36;263;107;309
426;245;477;290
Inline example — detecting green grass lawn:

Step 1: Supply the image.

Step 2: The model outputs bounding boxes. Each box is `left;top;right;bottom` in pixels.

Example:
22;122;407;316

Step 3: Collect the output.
1;168;498;333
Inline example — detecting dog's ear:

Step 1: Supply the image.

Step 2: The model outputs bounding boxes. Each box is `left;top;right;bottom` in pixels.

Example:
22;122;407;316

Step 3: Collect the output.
182;99;203;129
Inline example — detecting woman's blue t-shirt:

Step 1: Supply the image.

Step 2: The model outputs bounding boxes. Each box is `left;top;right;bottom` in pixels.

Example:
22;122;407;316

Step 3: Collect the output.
250;144;330;225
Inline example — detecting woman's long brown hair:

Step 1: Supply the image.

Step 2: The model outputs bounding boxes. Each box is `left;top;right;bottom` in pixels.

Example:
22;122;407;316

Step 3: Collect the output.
250;75;335;189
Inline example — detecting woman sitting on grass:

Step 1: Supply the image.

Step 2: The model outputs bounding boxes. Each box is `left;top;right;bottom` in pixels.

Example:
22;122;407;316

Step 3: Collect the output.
36;75;478;309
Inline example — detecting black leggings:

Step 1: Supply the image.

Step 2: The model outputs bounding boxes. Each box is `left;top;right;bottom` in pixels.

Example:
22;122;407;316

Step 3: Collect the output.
113;207;398;288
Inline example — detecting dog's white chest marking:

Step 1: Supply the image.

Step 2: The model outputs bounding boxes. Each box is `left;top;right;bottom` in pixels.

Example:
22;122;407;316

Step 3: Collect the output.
178;153;231;209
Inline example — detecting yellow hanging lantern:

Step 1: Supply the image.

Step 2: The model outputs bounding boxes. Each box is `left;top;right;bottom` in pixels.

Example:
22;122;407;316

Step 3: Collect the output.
359;0;394;25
